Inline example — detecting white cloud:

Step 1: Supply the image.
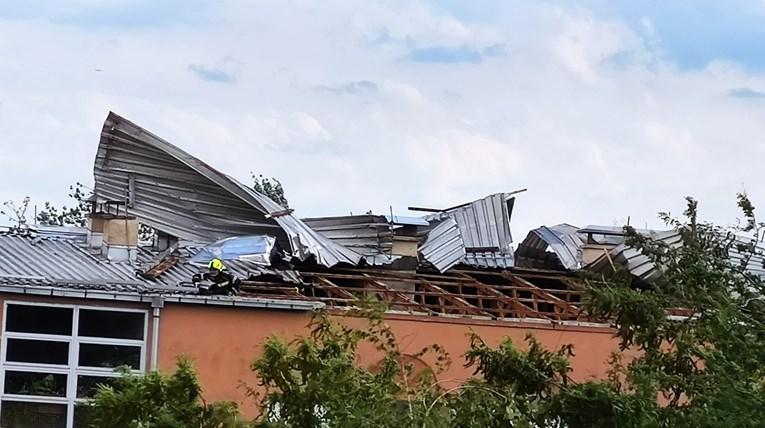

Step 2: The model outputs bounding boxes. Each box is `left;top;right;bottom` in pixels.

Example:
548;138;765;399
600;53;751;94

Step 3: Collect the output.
1;1;765;237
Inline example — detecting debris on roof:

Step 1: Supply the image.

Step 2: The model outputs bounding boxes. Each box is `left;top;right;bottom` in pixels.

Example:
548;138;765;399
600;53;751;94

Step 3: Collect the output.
189;235;277;266
418;218;465;272
586;228;765;281
94;112;361;268
515;224;585;270
302;215;394;260
423;193;516;269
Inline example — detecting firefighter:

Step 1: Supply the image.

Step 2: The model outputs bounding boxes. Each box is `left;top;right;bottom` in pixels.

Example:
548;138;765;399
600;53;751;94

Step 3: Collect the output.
192;258;241;295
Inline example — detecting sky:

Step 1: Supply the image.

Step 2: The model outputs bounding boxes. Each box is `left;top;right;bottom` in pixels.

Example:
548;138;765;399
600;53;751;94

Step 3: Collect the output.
1;0;765;239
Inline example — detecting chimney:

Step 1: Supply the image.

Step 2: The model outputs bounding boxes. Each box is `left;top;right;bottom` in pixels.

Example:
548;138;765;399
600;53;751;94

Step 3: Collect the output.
87;215;105;249
87;211;138;262
101;216;139;262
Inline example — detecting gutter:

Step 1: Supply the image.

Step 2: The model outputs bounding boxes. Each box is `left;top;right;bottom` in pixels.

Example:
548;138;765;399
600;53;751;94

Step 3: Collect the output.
0;284;324;311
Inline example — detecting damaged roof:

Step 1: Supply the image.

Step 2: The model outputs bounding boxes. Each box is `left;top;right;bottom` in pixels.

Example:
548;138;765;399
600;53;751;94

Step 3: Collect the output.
424;193;516;269
515;224;585;270
94;112;361;267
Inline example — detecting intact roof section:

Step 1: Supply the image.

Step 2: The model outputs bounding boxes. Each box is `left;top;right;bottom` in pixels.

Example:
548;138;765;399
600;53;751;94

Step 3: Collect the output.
94;112;361;267
0;231;303;293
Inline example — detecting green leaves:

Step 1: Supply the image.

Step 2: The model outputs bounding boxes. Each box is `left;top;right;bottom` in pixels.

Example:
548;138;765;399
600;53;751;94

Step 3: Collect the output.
87;358;245;428
251;174;289;209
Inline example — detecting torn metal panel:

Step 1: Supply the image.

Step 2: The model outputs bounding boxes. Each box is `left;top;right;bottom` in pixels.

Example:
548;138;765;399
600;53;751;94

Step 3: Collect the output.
515;224;585;270
302;215;394;257
419;218;465;272
189;235;276;266
94;112;361;267
384;215;429;227
425;193;516;268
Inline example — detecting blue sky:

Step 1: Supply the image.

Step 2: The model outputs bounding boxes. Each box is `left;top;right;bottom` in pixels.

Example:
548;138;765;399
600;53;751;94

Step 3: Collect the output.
1;1;765;236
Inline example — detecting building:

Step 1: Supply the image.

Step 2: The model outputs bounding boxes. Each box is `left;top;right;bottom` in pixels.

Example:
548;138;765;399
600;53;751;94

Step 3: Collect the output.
0;112;626;427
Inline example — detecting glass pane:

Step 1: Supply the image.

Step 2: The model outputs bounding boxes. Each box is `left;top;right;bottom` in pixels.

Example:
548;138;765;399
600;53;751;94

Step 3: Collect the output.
73;405;91;428
78;344;141;369
6;339;69;365
0;401;67;428
6;304;73;335
78;309;144;340
76;375;117;399
4;371;67;397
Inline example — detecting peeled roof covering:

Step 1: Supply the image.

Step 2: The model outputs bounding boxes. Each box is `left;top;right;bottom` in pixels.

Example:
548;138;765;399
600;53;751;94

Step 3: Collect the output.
425;193;516;269
586;228;765;281
515;224;585;270
94;112;361;267
418;218;465;272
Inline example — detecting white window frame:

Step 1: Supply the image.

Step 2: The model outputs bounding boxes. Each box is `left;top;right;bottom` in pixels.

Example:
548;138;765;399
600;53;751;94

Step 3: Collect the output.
0;301;148;428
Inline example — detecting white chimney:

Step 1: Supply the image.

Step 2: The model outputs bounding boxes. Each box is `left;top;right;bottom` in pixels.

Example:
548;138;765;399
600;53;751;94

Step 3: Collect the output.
87;213;138;262
101;217;139;262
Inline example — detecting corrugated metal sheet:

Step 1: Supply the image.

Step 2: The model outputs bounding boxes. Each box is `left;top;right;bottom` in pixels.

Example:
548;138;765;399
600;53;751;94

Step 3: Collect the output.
94;112;361;267
515;224;585;270
588;229;765;281
425;193;515;268
418;218;465;272
301;215;393;257
0;232;303;294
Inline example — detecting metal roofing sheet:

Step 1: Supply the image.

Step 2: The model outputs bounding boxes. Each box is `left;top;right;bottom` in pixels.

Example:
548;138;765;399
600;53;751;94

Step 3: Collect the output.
425;193;515;269
418;218;465;272
515;224;584;270
588;229;765;281
94;112;361;267
0;232;304;295
301;215;393;258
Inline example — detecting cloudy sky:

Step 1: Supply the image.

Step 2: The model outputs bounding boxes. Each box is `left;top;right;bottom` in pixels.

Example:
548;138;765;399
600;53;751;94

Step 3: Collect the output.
1;1;765;238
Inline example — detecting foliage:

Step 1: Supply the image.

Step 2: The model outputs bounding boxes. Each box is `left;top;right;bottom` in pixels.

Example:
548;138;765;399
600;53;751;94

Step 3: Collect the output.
582;193;765;427
249;302;449;428
251;173;289;209
87;358;247;428
35;182;156;242
36;182;90;227
248;194;765;427
1;196;31;228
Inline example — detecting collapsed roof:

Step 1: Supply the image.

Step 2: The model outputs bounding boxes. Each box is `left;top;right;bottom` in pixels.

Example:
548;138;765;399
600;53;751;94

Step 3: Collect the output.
95;112;361;267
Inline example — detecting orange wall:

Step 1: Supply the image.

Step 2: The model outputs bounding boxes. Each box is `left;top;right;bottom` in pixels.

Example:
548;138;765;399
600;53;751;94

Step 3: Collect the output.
157;304;620;417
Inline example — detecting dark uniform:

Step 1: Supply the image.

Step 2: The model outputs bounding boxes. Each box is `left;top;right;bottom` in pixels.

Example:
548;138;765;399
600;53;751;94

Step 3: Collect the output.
193;258;241;295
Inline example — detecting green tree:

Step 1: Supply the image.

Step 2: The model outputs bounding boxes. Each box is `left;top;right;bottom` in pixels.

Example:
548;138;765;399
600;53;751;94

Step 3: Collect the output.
36;182;89;227
36;182;156;242
87;358;246;428
251;173;289;209
248;195;765;428
582;194;765;427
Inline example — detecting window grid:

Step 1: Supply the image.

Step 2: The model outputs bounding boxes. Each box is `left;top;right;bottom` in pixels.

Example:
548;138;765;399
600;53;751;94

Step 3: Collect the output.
0;302;148;428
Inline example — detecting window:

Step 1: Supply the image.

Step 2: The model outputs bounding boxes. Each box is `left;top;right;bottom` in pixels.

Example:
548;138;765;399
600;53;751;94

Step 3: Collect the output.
0;303;147;428
6;339;69;365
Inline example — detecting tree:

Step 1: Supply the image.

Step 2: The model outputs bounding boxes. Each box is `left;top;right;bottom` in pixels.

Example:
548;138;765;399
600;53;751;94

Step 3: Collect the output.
249;303;450;428
1;196;31;228
252;173;289;209
87;358;247;428
36;182;157;242
582;194;765;427
36;182;89;227
248;195;765;427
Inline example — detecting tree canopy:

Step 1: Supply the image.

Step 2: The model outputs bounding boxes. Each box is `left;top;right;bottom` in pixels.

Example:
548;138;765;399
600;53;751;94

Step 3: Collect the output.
86;194;765;427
